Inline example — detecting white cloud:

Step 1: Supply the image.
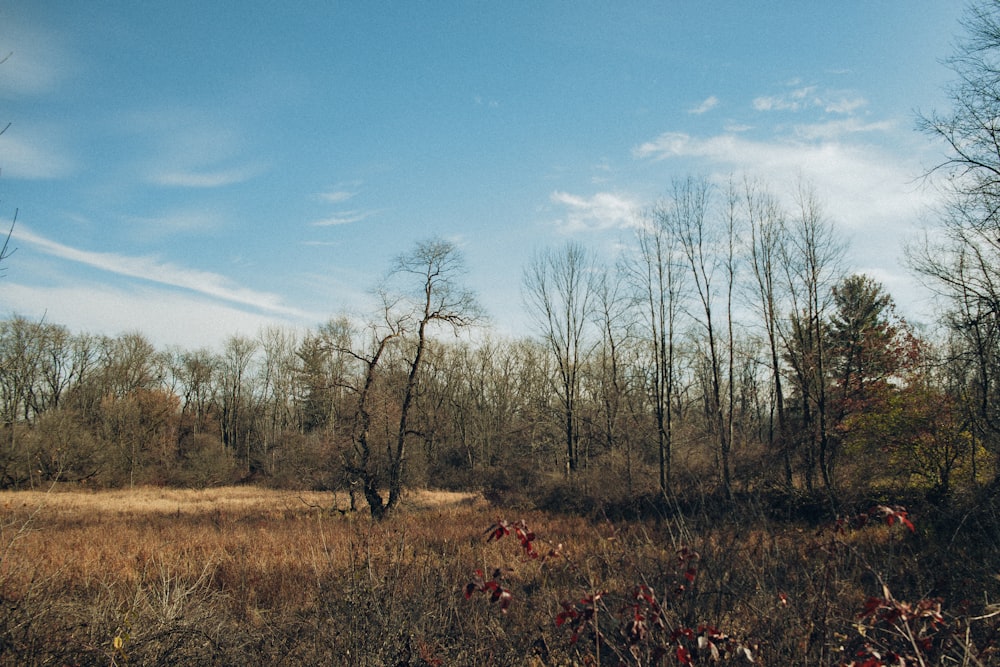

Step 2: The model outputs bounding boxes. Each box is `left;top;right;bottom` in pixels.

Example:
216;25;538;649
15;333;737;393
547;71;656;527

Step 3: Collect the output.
310;210;376;226
752;85;867;116
793;117;895;141
550;191;639;232
633;130;935;227
0;22;74;98
824;94;867;114
125;209;227;239
12;225;312;319
150;164;262;188
753;86;819;112
689;96;719;115
319;190;356;203
631;126;944;321
0;128;74;179
122;108;264;188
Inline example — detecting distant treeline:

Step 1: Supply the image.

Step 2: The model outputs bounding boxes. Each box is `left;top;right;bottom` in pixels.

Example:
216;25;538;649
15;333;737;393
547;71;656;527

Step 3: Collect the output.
2;179;996;513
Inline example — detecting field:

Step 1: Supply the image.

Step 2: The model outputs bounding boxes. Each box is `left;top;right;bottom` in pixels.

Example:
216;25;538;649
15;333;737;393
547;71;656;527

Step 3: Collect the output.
0;486;998;666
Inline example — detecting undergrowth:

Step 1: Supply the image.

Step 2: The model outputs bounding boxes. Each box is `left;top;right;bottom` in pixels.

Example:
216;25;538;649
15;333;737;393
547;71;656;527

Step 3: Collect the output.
0;486;997;665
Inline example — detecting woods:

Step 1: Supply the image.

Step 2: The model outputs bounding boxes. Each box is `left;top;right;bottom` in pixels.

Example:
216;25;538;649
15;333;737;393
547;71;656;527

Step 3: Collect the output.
0;176;987;520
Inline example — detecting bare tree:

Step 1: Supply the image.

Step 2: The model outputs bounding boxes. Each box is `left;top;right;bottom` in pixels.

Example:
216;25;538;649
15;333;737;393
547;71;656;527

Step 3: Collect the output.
781;184;845;498
589;265;634;481
343;238;481;519
912;1;1000;477
626;204;687;494
674;176;735;497
522;241;597;474
218;335;260;474
743;178;793;487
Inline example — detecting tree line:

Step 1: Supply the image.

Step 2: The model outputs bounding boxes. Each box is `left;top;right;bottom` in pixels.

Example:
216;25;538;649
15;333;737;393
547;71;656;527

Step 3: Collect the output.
0;173;990;518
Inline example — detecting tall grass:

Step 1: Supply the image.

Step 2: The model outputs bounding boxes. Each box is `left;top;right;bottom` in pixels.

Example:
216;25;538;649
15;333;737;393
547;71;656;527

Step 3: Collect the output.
0;486;997;665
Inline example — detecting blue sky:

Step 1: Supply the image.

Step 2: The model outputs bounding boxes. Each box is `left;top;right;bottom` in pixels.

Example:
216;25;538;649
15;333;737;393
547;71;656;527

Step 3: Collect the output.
0;2;966;349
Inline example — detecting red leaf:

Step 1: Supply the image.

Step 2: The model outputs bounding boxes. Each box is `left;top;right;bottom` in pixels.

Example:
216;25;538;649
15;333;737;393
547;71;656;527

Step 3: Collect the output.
497;589;513;613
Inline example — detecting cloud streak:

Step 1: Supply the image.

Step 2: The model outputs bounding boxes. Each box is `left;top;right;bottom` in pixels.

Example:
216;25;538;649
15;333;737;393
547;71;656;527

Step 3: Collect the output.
13;225;311;319
150;165;263;188
689;96;719;114
310;210;377;226
318;190;356;203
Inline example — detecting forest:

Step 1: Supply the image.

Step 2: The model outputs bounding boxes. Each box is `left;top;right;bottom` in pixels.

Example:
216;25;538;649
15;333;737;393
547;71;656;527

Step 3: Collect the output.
0;173;988;516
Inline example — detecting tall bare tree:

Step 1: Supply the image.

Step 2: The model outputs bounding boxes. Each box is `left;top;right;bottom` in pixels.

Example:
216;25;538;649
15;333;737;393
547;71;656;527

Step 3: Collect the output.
523;241;597;474
674;177;734;497
782;184;845;497
743;178;793;486
343;237;481;519
627;204;687;494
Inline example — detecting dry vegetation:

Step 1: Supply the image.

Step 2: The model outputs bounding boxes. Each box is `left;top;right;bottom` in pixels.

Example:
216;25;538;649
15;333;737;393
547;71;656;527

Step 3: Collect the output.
0;485;998;665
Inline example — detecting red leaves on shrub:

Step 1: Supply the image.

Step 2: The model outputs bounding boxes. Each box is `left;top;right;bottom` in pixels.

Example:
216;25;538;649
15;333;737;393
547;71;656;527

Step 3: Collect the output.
485;518;561;561
471;518;757;663
485;519;510;542
555;593;601;644
845;586;946;667
623;585;666;644
858;586;944;629
464;568;513;613
871;505;915;533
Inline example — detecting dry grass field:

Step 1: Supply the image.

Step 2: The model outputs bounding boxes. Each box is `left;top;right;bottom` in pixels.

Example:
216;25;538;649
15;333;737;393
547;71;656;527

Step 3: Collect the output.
0;485;997;665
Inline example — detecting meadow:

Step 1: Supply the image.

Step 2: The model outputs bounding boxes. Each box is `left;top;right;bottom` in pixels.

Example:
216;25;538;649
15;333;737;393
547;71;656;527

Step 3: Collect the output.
0;485;997;666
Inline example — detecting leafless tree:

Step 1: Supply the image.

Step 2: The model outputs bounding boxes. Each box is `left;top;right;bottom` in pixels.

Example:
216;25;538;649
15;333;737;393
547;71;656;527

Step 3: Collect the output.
523;241;597;474
342;238;481;519
742;178;793;487
626;204;687;494
781;184;845;498
674;176;735;497
912;1;1000;476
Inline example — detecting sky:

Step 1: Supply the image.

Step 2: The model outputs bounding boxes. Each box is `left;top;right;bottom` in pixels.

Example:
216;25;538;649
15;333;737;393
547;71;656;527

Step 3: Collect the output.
0;1;969;350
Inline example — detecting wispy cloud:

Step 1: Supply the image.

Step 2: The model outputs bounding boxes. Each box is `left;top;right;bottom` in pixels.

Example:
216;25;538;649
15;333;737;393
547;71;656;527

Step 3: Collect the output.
311;183;375;226
123;108;263;188
632;127;940;249
793;117;895;141
550;191;639;232
689;96;719;115
632;124;943;320
311;210;376;226
0;127;74;179
13;225;310;318
125;208;227;239
752;84;868;116
0;21;74;97
753;85;818;112
150;164;263;188
318;190;356;203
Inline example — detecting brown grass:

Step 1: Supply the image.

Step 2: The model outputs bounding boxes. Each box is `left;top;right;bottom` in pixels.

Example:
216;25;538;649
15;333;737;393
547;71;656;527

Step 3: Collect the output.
0;486;996;665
